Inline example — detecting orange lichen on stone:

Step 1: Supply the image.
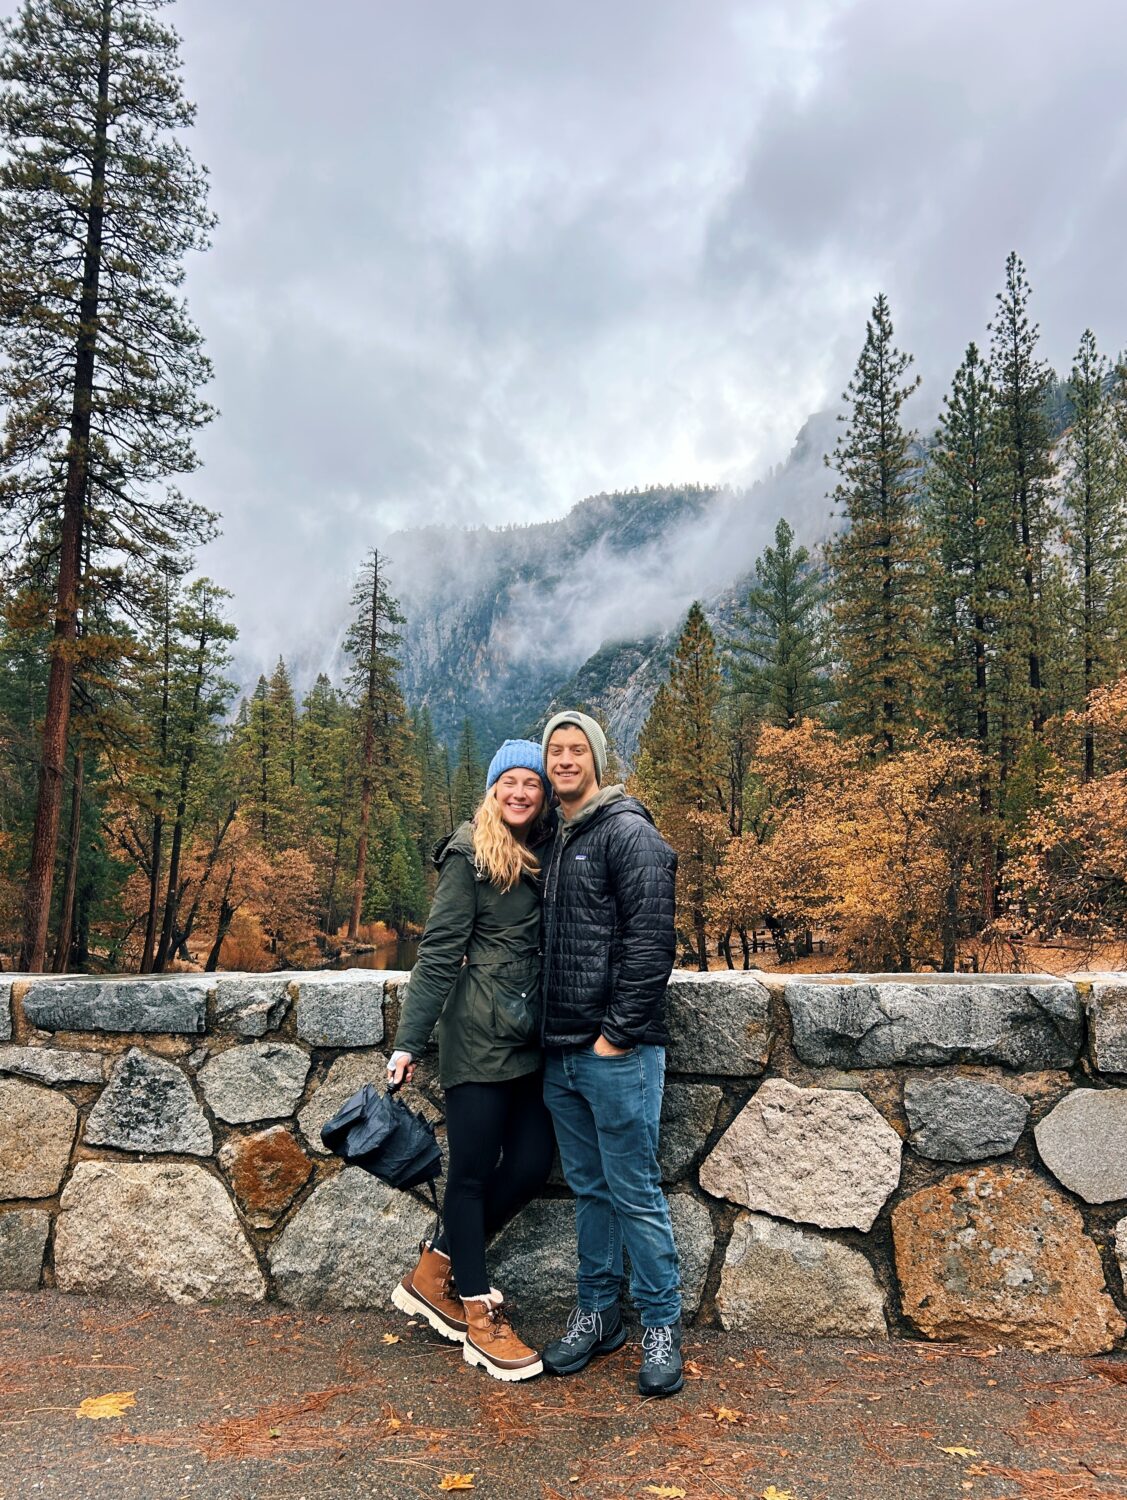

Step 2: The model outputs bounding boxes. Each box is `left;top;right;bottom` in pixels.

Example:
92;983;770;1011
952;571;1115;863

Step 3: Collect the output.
219;1126;313;1225
892;1165;1124;1355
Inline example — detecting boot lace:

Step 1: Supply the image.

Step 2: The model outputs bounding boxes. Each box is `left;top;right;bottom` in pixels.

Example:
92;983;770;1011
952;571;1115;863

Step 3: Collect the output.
641;1324;674;1365
560;1307;600;1345
486;1304;516;1342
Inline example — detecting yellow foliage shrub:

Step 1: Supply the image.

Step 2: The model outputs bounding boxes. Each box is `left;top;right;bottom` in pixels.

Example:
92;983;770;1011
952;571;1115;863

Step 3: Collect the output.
216;912;272;972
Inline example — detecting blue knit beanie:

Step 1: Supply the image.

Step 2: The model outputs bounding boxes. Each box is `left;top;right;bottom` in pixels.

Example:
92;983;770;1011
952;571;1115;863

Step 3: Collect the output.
485;739;549;795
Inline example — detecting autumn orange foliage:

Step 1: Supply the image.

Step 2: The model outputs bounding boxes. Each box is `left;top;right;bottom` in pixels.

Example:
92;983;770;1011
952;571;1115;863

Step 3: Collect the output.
717;722;984;970
1008;677;1127;957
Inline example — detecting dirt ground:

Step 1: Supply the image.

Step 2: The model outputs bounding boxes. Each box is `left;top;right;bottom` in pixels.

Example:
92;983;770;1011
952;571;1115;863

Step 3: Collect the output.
697;936;1127;977
4;1292;1127;1500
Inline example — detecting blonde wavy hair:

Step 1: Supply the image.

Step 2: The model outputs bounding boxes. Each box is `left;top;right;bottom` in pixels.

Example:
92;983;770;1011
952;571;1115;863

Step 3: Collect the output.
471;783;546;892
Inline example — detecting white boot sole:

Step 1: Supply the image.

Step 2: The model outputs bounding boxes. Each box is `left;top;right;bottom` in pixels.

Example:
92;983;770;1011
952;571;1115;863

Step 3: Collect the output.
390;1281;467;1343
463;1342;543;1381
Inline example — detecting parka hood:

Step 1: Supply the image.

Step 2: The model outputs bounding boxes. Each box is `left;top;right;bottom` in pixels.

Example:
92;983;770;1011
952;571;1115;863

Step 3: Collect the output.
432;812;557;871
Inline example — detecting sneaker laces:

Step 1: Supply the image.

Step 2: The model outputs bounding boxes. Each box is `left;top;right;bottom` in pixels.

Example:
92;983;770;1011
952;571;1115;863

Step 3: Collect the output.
641;1324;674;1364
560;1306;601;1345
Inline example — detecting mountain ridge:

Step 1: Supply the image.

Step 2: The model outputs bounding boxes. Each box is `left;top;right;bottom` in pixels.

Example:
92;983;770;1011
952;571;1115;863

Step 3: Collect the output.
391;409;838;761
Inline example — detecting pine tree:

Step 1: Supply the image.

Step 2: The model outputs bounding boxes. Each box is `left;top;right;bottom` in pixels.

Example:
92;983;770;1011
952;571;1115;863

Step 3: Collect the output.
137;562;180;971
731;517;828;727
0;0;216;969
1062;329;1127;778
343;549;406;940
297;673;353;935
151;579;235;969
631;602;726;970
410;705;454;869
450;717;483;823
924;342;1011;916
989;253;1056;744
827;293;930;752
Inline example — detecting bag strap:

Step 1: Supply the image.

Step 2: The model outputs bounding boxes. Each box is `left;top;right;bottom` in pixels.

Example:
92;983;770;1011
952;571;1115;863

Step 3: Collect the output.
423;1176;441;1246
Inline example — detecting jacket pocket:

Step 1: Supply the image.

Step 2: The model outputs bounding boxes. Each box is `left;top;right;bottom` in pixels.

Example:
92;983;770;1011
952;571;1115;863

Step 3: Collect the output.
490;967;539;1046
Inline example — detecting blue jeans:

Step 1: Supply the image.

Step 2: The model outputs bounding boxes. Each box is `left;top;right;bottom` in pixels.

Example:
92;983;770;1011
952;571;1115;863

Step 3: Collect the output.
543;1043;681;1328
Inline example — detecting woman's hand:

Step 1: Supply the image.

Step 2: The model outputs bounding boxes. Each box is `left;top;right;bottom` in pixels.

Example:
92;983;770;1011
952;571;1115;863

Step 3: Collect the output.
387;1050;416;1089
593;1034;632;1057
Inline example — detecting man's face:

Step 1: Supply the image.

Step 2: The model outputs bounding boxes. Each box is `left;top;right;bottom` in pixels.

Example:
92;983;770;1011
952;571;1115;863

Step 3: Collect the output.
546;726;598;810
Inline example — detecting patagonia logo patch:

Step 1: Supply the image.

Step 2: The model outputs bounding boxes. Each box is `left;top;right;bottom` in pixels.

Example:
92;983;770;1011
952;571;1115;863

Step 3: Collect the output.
574;853;588;861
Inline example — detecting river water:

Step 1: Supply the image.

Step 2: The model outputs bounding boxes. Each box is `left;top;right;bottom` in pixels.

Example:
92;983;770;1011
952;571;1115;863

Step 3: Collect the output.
331;939;419;970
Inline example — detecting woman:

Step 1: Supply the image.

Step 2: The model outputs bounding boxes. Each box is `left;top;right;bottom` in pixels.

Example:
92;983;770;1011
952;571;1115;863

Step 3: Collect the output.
387;739;556;1382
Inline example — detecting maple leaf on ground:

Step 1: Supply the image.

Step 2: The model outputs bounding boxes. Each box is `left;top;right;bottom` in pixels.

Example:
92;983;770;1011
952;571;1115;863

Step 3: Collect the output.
381;1333;401;1345
76;1391;136;1420
761;1488;794;1500
438;1475;475;1491
939;1446;979;1458
642;1487;687;1498
713;1406;743;1423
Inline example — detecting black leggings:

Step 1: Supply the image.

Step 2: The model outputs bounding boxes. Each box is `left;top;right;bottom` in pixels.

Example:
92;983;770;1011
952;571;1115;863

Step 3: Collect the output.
432;1069;555;1299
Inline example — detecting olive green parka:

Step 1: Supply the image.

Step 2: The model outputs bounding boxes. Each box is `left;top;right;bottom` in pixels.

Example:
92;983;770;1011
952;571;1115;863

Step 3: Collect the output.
392;818;552;1088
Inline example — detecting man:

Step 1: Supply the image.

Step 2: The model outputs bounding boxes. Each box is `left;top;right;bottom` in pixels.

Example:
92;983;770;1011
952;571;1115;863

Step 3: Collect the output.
537;709;683;1398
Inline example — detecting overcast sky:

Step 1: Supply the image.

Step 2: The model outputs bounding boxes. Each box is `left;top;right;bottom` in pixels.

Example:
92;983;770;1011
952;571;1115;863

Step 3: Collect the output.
63;0;1127;665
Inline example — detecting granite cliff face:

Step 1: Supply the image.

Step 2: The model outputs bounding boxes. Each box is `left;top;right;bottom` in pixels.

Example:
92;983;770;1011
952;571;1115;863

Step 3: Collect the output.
391;410;836;763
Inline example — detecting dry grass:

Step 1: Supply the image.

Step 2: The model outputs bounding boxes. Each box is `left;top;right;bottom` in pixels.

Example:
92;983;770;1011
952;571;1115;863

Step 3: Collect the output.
215;912;273;972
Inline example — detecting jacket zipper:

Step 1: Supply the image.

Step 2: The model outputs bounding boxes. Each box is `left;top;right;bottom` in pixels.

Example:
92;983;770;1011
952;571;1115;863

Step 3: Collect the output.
540;831;566;1044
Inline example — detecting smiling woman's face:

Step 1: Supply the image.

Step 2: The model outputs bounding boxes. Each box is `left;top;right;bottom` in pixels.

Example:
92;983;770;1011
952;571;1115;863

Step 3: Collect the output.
493;768;545;831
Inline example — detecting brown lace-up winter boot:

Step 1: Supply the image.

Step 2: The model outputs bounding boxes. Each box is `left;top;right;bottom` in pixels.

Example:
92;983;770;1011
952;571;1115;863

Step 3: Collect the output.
461;1291;543;1382
391;1242;468;1343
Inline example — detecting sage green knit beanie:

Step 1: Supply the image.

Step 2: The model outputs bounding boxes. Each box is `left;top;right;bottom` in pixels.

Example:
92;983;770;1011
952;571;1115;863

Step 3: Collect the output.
541;710;608;785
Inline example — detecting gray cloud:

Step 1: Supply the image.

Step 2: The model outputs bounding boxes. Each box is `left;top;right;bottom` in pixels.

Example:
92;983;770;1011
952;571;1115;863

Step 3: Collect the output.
9;0;1123;682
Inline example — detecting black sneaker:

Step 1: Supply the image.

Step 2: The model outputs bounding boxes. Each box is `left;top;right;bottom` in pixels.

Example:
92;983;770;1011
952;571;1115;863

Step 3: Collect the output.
637;1319;683;1397
541;1305;626;1375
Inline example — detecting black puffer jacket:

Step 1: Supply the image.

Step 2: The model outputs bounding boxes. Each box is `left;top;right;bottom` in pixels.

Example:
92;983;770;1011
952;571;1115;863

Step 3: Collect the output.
540;786;677;1048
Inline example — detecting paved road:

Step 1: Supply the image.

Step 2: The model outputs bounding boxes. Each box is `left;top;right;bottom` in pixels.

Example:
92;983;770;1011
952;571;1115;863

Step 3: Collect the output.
3;1292;1127;1500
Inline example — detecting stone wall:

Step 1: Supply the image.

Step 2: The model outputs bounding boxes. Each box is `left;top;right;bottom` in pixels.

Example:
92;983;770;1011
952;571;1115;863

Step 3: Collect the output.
3;968;1127;1354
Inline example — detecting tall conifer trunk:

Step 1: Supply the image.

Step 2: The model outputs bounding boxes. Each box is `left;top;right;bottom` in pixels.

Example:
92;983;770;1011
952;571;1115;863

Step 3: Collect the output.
52;748;85;972
142;581;172;971
348;557;381;941
19;0;110;971
155;624;208;970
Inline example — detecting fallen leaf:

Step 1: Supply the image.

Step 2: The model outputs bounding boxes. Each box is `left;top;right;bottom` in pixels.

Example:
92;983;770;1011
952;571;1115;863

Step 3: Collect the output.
438;1477;475;1492
643;1488;687;1498
381;1333;401;1345
713;1406;743;1423
76;1391;136;1420
387;1416;403;1431
683;1359;704;1378
761;1489;794;1500
940;1447;980;1459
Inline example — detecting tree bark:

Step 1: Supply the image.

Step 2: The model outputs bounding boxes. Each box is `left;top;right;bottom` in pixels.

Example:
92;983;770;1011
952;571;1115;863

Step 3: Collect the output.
154;619;209;970
51;748;85;973
176;802;236;953
141;578;173;971
19;0;112;972
204;869;236;971
738;925;751;970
